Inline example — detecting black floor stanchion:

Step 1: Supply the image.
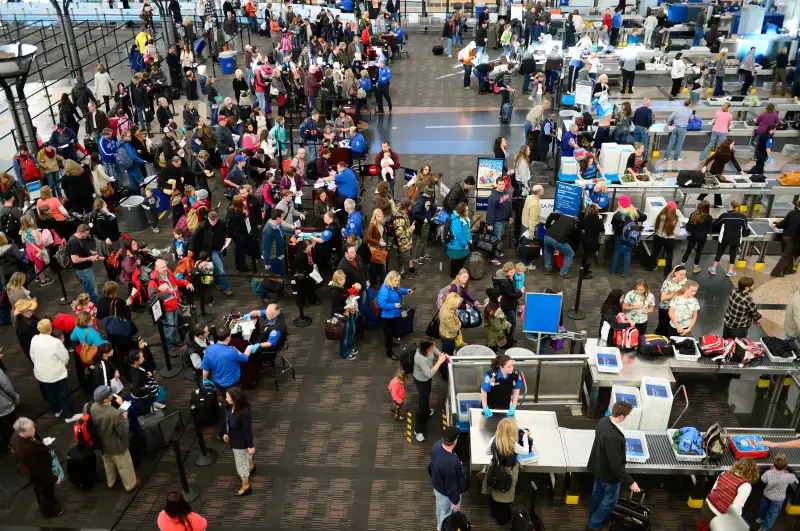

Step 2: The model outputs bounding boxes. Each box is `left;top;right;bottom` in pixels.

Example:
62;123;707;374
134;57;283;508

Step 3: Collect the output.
56;269;71;305
173;439;201;502
566;267;587;321
293;300;312;328
191;411;218;467
151;298;181;378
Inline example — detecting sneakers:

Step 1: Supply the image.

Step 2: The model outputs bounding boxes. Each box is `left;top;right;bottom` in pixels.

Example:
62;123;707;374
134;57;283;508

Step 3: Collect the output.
693;265;701;274
526;264;536;271
726;270;737;277
351;349;359;355
413;257;425;265
490;259;501;265
152;227;160;233
40;276;55;287
429;408;435;417
708;267;717;275
54;411;62;418
422;254;432;261
344;354;357;360
223;289;234;297
152;402;166;410
755;517;763;524
558;272;573;280
65;413;83;423
414;431;425;442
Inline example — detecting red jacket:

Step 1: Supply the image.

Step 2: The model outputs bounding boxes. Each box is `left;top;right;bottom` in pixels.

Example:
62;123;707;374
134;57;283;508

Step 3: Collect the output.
603;13;612;29
375;151;400;172
147;268;189;312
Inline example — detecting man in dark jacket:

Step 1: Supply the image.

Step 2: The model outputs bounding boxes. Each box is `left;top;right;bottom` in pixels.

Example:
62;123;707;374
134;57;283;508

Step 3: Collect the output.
84;102;111;145
190;212;232;296
130;77;150;129
475;20;488;62
223;12;238;51
429;427;467;529
486;179;512;265
442;175;475;214
216;116;237;155
304;66;322;118
165;46;182;92
338;242;368;314
71;76;97;114
543;211;577;279
520;48;537;94
158;155;186;196
587;401;640;531
161;127;181;162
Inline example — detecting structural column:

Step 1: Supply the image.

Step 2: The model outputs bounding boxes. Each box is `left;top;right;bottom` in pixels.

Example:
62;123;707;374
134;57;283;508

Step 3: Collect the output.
0;76;37;150
50;0;82;78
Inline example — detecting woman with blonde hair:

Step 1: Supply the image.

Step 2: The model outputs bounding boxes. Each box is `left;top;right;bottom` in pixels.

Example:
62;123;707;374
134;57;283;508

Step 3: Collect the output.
329;270;358;360
668;280;700;337
364;208;388;287
6;271;30;309
439;291;463;356
622;279;655;337
377;271;413;360
156;97;173;131
713;49;729;97
609;196;646;278
513;146;532;190
93;63;115;113
482;417;533;525
232;69;249;105
36;185;68;222
699;458;759;526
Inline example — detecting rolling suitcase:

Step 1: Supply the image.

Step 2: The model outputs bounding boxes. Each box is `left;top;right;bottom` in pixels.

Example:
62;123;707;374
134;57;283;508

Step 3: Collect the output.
66;444;98;489
510;481;545;531
501;94;514;124
609;491;650;531
189;388;221;427
432;45;444;55
467;252;485;280
394;307;416;337
138;409;166;452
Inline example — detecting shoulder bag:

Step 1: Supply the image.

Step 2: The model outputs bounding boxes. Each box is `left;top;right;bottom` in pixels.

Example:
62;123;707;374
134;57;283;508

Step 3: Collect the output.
79;331;99;365
369;245;388;264
104;299;132;337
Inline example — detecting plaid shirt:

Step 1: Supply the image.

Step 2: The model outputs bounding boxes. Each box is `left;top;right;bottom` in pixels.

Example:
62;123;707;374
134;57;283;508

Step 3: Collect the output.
723;289;762;329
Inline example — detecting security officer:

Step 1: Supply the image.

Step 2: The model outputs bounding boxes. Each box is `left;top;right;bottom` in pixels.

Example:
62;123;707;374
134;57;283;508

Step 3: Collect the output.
309;210;342;277
244;303;288;363
481;354;523;417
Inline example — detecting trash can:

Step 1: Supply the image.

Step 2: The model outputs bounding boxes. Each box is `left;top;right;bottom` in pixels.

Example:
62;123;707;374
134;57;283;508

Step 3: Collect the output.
118;195;147;232
219;50;237;75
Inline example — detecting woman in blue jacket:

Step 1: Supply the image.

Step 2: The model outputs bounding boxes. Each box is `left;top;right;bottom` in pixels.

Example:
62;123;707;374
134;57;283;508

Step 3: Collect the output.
377;270;414;360
446;203;472;277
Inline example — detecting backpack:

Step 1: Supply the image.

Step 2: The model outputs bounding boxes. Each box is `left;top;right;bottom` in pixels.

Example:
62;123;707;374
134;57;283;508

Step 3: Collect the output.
702;423;727;461
436;285;451;309
621;222;641;247
115;144;133;170
73;403;102;451
106;249;122;269
637;334;669;357
174;215;190;239
442;511;472;531
54;243;71;269
613;313;639;349
186;208;200;232
440;216;454;244
731;338;764;365
306;159;317;181
487;441;513;492
399;343;417;374
0;211;20;242
700;334;735;359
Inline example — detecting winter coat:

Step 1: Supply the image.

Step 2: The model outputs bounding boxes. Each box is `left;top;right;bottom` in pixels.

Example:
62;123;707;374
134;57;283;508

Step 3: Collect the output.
445;212;472;260
71;82;97;113
94;71;115;99
439;293;462;340
376;284;410;319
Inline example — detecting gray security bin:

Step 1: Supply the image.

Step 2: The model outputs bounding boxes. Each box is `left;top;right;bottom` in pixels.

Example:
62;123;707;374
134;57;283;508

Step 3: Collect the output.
118;195;147;232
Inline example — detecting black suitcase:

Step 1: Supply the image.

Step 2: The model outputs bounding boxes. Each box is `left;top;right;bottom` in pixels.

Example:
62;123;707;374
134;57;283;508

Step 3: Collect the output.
432;45;444;56
190;388;221;427
66;445;98;489
138;409;166;452
609;491;650;531
394;307;416;337
510;481;545;530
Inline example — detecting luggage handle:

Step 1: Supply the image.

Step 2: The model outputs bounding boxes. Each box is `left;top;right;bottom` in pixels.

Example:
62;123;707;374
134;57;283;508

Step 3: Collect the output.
627;488;646;507
614;500;648;521
668;385;689;430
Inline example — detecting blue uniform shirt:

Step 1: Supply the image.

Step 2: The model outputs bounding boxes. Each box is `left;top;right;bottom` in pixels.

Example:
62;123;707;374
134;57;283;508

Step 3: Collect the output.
394;27;405;42
378;66;392;85
255;311;284;346
319;228;332;242
334;167;358;199
344;210;363;239
201;343;249;387
350;133;366;154
481;370;524;392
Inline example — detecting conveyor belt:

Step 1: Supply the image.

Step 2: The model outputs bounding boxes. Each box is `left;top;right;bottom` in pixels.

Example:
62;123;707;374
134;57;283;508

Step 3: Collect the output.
673;356;800;374
748;222;774;238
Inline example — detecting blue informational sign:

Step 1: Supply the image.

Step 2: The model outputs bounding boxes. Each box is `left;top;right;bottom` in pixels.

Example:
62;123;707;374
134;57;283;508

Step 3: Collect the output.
554;182;582;217
476;196;489;211
476;158;504;189
403;167;416;181
522;292;562;334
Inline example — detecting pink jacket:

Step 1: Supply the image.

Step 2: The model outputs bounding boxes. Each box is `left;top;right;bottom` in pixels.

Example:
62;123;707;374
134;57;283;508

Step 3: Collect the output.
388;378;406;403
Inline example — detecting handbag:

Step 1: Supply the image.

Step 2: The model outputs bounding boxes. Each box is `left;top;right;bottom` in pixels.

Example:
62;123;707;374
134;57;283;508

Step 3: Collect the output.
104;300;132;337
178;303;193;321
369;245;388;264
325;315;346;340
156;385;167;403
100;183;115;198
426;311;441;339
357;87;367;99
269;85;279;96
79;331;98;365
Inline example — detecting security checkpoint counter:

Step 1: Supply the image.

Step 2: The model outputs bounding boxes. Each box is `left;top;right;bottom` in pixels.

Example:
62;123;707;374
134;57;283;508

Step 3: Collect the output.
558;427;800;506
468;408;569;495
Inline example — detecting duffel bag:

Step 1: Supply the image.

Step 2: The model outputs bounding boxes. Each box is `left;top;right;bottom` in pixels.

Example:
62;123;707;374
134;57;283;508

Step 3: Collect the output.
474;232;504;257
325;315;346;340
637;334;669;358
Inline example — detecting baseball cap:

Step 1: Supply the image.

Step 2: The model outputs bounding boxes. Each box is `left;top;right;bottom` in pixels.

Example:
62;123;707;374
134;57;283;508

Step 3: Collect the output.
442;426;460;444
235;155;247;163
93;385;112;402
666;201;677;210
618;195;631;208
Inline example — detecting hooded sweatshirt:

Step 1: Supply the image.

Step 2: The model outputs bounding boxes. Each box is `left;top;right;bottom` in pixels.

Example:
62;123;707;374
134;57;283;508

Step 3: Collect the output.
486;188;512;226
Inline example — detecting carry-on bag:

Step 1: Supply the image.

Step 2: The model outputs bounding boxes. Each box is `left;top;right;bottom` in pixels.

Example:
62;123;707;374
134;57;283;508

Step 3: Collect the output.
609;491;650;531
67;444;98;489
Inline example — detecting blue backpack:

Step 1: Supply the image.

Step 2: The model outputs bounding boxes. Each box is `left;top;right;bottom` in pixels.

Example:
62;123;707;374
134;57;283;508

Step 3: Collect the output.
115;144;133;170
622;221;641;247
687;114;702;131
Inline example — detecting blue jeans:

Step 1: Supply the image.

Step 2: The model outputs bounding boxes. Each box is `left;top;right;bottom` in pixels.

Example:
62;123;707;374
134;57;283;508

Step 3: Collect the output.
256;91;266;110
44;170;62;196
632;126;648;154
713;76;724;96
162;309;178;354
126;165;144;192
546;69;559;93
502;44;509;56
505;309;517;338
134;106;147;126
434;489;459;531
74;267;99;304
338;315;356;358
588;479;620;529
610;236;632;276
211;251;230;291
692;27;703;47
307;95;316;117
699;131;728;160
663;125;687;160
103;162;122;183
758;496;783;530
543;235;574;274
42;378;74;417
475;46;485;63
445;37;453;56
524;26;534;45
524;120;533;141
211;104;219;126
490;223;505;259
249;16;257;32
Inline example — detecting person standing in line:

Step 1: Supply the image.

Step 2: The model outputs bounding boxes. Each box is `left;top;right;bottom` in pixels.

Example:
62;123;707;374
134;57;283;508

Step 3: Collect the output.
722;277;761;340
692;8;707;47
586;401;640;531
376;271;413;360
647;202;680;276
157;491;208;531
622;279;656;338
682;201;713;274
486;179;513;266
69;224;104;305
708;200;750;277
667;280;700;337
30;320;82;424
445;203;472;277
632;99;653;153
662;98;693;162
224;387;255;497
771;201;800;277
412;337;447;442
90;385;141;492
9;417;63;518
699;101;733;161
712;49;728;97
655;266;687;336
740;46;757;95
429;426;467;530
698;458;758;528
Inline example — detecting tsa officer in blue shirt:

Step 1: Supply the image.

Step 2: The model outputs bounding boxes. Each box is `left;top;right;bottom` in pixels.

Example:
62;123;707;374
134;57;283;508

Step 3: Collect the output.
319;161;359;213
243;303;288;362
202;325;267;391
309;210;342;275
343;198;363;240
481;354;523;417
375;59;393;114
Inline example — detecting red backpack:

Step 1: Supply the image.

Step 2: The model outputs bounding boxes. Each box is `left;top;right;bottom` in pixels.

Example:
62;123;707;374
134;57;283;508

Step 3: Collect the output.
73;403;101;451
612;313;639;349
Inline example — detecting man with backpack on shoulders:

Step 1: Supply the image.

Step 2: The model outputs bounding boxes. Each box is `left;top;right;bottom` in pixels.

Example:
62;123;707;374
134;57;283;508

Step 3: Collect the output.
429;426;468;530
90;385;141;492
587;400;640;531
0;191;23;247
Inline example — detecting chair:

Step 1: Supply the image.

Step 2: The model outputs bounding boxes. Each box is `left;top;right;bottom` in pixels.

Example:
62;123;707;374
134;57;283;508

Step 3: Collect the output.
398;34;410;59
261;341;295;391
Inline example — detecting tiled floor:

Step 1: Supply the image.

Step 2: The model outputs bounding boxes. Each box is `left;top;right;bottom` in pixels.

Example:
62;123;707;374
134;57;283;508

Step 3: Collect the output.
0;27;799;531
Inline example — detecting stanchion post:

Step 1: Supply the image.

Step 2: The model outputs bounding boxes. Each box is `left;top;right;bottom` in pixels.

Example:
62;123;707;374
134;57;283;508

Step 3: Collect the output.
172;439;201;502
566;267;586;321
191;408;218;467
56;269;71;305
151;298;181;378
